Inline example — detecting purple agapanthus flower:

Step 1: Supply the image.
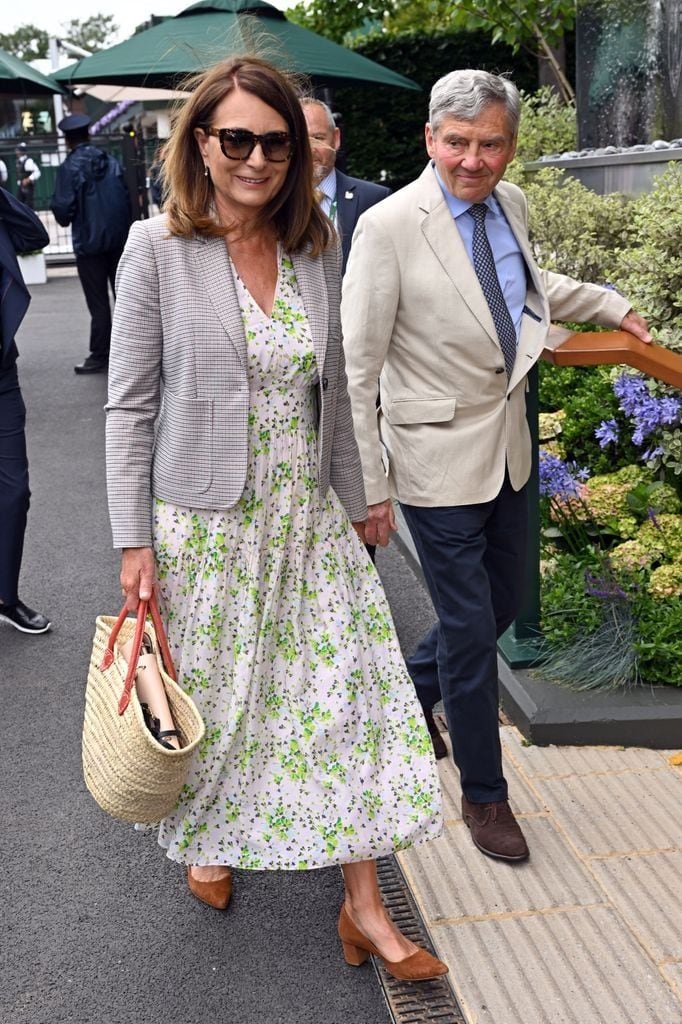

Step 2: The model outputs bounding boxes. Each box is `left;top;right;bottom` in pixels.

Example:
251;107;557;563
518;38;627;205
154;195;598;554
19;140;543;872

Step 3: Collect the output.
595;418;619;447
539;451;588;499
613;373;682;448
613;374;649;417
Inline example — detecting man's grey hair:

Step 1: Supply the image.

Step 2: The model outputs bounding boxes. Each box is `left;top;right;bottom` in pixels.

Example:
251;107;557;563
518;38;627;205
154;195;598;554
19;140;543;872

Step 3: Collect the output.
300;97;336;133
429;70;520;137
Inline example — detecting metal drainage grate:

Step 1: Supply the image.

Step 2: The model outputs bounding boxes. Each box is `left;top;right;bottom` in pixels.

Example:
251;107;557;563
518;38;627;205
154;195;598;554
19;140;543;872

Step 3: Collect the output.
375;856;466;1024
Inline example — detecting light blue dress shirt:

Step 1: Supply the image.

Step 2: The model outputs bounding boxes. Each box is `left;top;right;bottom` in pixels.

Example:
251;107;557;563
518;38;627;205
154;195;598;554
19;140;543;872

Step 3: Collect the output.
434;165;527;342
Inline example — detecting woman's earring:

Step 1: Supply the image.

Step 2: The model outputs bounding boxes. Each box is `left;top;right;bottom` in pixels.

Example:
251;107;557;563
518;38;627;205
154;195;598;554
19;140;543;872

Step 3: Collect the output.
203;164;209;178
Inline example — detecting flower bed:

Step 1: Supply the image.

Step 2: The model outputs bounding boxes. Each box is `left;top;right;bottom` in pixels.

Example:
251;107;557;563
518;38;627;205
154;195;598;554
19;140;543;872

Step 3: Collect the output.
538;380;682;689
505;102;682;691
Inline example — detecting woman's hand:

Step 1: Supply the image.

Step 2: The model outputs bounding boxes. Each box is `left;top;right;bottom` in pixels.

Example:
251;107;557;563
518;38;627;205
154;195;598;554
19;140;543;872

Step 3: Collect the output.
120;546;156;613
351;520;367;544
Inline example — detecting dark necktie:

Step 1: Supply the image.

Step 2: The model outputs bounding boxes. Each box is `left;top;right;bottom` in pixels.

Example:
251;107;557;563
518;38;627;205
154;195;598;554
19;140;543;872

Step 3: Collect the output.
467;203;517;379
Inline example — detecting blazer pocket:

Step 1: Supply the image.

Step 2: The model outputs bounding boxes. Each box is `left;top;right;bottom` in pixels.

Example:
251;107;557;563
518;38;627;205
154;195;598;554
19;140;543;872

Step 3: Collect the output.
383;396;457;426
153;390;213;493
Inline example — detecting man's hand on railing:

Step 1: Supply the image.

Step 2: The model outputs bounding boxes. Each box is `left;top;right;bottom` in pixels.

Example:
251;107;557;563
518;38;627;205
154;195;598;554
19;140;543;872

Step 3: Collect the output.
620;309;652;344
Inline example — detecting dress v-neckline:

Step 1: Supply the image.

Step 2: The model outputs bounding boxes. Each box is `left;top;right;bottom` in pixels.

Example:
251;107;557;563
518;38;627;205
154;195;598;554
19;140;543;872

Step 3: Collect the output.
230;243;282;320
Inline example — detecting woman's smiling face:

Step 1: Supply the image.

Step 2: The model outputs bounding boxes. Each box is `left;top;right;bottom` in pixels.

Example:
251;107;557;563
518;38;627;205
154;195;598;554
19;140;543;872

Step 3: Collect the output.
195;87;291;223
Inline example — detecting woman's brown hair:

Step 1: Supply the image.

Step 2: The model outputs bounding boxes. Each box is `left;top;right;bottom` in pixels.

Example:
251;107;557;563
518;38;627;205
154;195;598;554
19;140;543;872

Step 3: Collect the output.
163;55;332;255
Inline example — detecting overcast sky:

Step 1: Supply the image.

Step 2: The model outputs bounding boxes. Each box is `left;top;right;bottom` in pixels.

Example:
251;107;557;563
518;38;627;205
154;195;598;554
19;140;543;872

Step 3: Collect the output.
0;0;298;45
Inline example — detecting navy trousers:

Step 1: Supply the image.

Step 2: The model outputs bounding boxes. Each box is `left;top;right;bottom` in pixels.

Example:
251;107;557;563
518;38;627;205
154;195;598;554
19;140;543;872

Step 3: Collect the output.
0;362;30;605
76;247;123;362
401;476;528;803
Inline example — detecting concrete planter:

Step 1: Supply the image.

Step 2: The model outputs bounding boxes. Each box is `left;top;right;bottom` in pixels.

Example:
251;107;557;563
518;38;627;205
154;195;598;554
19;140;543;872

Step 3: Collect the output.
18;252;47;285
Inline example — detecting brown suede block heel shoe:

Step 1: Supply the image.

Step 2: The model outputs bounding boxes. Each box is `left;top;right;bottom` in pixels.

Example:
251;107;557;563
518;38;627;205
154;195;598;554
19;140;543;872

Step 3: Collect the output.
337;905;448;982
187;867;232;910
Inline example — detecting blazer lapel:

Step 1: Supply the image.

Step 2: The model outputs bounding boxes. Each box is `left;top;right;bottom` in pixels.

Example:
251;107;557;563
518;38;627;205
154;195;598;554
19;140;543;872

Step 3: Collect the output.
195;234;248;369
292;248;328;374
418;166;501;354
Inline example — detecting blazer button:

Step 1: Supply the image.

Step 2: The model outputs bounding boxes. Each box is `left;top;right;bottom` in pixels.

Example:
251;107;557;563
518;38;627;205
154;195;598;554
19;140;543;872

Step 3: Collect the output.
322;377;328;391
495;367;505;374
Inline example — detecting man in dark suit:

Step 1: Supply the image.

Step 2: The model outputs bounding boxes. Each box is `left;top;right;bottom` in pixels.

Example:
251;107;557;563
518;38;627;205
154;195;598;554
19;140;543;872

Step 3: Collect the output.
0;187;51;634
302;99;391;274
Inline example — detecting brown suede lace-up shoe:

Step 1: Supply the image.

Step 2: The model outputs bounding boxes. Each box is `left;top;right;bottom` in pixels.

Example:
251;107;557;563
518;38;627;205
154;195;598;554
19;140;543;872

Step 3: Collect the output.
423;708;448;760
461;797;529;862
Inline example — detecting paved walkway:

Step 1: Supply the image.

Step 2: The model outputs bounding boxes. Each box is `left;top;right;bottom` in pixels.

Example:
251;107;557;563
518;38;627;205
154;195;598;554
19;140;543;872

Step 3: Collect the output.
399;718;682;1024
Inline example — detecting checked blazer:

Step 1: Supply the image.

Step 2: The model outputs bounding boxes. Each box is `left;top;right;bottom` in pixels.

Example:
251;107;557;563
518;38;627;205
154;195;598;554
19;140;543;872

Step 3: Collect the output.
105;215;367;549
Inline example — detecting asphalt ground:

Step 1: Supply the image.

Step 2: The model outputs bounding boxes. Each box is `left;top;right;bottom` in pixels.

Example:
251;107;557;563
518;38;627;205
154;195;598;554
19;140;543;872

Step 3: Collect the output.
1;273;437;1024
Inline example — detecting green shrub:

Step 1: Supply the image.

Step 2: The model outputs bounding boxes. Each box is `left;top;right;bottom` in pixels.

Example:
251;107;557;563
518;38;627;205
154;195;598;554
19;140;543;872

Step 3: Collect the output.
611;165;682;346
634;599;682;685
510;86;577;167
540;364;641;473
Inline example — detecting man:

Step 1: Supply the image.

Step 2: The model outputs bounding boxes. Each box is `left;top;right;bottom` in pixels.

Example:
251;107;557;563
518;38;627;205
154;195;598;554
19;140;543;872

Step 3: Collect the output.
50;114;131;375
0;187;51;634
15;143;41;209
302;99;390;274
342;70;651;863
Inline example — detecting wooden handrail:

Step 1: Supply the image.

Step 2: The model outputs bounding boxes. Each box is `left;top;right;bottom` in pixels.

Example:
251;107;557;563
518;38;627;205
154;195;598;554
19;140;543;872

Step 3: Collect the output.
542;328;682;389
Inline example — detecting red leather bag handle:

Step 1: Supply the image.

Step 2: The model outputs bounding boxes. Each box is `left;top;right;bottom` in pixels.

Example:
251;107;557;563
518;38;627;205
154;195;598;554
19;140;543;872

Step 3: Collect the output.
99;591;178;715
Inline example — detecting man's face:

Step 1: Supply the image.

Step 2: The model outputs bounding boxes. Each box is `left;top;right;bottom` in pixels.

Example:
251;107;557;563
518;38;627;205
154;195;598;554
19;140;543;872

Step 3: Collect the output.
425;102;517;203
303;103;340;185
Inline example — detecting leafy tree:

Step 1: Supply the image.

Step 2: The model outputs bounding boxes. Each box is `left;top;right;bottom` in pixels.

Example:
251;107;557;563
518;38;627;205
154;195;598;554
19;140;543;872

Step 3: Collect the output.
0;24;49;60
0;14;117;60
447;0;576;102
60;14;118;53
287;0;386;42
287;0;454;44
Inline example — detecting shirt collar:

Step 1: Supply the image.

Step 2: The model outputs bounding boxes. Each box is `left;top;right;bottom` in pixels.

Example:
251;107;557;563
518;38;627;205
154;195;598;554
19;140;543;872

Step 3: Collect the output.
432;163;500;220
318;168;337;201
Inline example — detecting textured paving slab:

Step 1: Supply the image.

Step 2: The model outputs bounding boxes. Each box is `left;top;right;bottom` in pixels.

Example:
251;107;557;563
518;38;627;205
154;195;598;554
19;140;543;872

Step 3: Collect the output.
502;727;669;777
532;770;682;857
591;851;682;961
661;964;682;1002
432;906;682;1024
400;816;605;923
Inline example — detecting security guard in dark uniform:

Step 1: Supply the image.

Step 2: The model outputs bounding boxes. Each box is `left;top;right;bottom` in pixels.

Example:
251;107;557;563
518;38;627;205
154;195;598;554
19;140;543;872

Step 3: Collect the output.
0;187;51;634
50;114;131;375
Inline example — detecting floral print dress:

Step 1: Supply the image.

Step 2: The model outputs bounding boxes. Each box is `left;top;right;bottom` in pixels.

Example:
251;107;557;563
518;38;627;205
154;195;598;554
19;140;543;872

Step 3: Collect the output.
152;249;442;870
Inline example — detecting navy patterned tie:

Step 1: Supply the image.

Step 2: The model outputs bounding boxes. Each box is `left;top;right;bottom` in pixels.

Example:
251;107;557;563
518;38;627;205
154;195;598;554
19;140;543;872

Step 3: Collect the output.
467;203;517;379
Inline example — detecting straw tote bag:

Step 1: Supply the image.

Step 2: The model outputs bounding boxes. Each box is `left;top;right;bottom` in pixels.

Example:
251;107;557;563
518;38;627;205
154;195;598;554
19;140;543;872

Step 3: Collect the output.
82;591;205;823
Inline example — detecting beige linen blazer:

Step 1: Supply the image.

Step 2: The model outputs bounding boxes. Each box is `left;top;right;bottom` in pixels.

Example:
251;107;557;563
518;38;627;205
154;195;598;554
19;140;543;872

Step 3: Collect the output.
106;215;367;548
341;164;631;507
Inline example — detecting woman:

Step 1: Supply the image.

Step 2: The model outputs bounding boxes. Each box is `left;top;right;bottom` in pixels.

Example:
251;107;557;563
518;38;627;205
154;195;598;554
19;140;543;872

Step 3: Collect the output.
106;56;446;982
